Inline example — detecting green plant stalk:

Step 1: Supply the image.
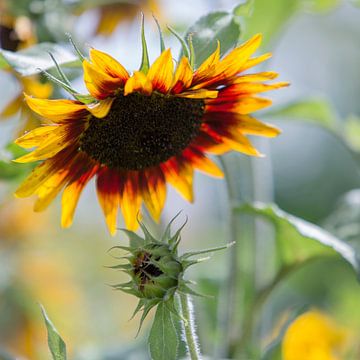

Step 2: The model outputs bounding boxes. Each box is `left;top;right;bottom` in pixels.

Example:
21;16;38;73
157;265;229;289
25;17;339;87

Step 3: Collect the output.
179;293;201;360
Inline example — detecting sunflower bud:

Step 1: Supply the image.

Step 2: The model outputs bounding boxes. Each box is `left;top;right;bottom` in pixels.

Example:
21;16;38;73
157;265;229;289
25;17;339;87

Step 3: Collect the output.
110;215;234;332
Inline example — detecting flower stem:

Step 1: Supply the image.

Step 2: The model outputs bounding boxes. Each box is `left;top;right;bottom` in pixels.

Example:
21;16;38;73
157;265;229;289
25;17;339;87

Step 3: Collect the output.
179;293;201;360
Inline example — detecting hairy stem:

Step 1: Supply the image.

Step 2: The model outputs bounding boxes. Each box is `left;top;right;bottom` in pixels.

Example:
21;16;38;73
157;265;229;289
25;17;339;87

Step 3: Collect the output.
179;293;201;360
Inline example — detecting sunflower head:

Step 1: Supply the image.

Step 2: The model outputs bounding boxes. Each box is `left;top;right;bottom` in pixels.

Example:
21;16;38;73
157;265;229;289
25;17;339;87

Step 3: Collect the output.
110;215;233;331
14;18;288;234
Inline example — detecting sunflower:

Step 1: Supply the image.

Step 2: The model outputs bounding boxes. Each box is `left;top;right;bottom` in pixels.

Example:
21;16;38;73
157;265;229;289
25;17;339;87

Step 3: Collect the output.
14;32;288;235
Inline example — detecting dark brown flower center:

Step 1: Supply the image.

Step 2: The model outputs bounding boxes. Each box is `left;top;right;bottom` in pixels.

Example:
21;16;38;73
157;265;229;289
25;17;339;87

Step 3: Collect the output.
80;92;205;170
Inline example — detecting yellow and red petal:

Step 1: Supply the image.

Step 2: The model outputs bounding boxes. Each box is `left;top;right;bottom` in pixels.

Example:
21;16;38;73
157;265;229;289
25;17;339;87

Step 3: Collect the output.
120;172;142;231
139;168;166;222
161;157;194;202
183;148;223;178
240;53;272;72
171;56;193;94
176;89;218;99
147;49;174;94
61;158;99;228
83;60;122;100
229;71;279;84
206;97;272;114
89;48;129;83
192;131;231;155
124;71;153;96
96;167;121;236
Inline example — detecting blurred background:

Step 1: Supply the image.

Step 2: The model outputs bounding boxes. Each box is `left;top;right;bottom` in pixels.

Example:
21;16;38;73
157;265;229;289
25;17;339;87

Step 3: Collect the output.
1;0;360;359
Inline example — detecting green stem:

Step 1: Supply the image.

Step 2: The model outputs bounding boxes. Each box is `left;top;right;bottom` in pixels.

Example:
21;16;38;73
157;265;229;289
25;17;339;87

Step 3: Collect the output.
179;293;201;360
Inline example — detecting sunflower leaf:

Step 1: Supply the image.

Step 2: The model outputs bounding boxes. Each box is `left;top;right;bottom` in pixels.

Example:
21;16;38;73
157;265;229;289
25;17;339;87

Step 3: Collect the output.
0;43;81;76
40;304;67;360
237;202;360;278
148;302;179;360
184;11;241;68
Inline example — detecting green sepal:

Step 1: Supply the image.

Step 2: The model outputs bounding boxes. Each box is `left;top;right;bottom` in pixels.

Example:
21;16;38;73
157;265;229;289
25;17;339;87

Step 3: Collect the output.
161;211;182;243
178;282;209;298
167;26;190;60
168;217;188;251
66;33;86;62
180;241;235;259
187;33;195;69
120;228;145;248
136;298;160;336
48;52;72;87
139;220;157;243
182;257;211;270
153;15;165;53
139;13;150;74
105;263;132;271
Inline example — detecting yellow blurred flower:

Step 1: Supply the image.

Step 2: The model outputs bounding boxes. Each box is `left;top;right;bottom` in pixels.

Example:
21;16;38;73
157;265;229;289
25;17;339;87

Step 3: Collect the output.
282;310;349;360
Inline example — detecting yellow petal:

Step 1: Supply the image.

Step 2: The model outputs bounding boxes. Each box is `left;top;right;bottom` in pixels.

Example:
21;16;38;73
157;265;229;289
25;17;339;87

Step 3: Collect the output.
61;161;98;228
25;94;87;122
83;60;122;99
21;76;53;98
161;158;194;202
140;169;166;222
231;71;279;84
226;82;290;95
86;98;115;118
120;173;142;230
240;53;272;72
171;56;193;94
176;89;218;99
96;168;120;236
147;49;174;94
90;48;129;82
15;125;58;148
193;41;220;82
124;71;153;96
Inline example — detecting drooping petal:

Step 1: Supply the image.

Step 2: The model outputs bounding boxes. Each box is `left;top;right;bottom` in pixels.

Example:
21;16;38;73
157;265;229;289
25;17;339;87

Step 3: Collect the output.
119;172;142;230
83;60;122;99
25;95;88;123
90;48;129;83
86;98;115;118
161;157;194;202
96;167;121;236
124;71;153;96
147;49;174;94
139;168;166;221
171;56;193;94
1;95;22;118
61;157;99;228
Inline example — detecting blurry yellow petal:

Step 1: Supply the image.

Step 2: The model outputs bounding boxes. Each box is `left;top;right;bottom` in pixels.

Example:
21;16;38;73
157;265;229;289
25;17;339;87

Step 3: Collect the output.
21;76;53;98
220;128;262;156
124;71;153;96
140;169;166;222
83;60;122;99
176;89;218;99
1;95;22;118
90;48;129;82
120;173;142;230
96;168;120;236
15;126;58;148
86;98;115;118
25;94;87;122
147;49;174;93
171;56;193;94
61;162;98;228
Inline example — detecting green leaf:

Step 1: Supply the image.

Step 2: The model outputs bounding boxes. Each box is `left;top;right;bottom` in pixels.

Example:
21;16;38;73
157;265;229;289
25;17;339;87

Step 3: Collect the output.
233;0;255;17
40;304;67;360
0;143;35;180
185;11;241;68
148;302;179;360
238;203;360;277
266;97;338;129
0;43;81;76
